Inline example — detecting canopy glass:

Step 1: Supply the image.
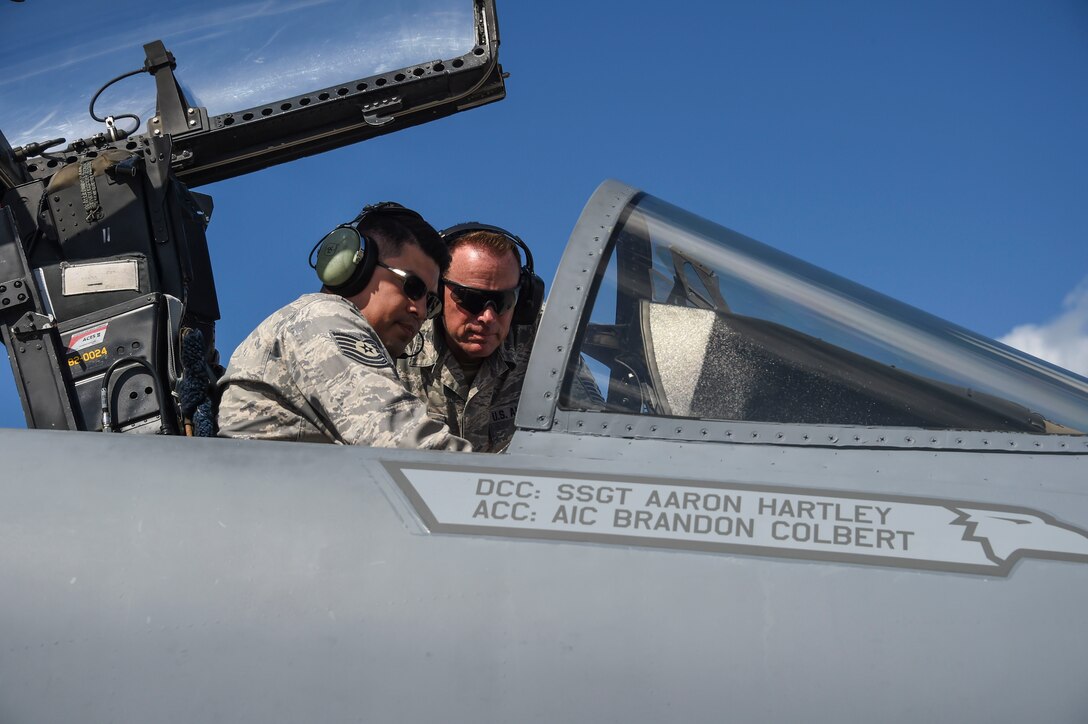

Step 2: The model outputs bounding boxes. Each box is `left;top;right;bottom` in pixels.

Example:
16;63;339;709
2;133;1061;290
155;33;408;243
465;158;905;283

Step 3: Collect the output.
567;191;1088;434
1;0;474;148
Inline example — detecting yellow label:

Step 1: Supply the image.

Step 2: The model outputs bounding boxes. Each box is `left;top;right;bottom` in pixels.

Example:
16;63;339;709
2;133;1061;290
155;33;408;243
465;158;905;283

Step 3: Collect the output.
68;346;108;367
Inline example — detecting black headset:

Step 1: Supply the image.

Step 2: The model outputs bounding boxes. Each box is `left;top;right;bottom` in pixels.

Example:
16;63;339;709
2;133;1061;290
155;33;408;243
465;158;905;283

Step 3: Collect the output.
439;222;544;326
309;202;428;298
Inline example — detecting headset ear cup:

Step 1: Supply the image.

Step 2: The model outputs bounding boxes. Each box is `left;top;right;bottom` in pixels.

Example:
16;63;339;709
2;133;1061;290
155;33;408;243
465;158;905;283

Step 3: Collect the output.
316;229;377;297
337;237;378;297
513;270;544;326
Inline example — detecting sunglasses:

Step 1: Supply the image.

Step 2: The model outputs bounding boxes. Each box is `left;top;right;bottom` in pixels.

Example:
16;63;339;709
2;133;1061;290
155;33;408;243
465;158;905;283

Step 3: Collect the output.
376;261;442;319
444;279;520;315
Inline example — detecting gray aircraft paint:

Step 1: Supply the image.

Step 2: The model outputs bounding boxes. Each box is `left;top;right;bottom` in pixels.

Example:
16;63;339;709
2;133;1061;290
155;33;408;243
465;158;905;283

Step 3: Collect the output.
1;430;1087;723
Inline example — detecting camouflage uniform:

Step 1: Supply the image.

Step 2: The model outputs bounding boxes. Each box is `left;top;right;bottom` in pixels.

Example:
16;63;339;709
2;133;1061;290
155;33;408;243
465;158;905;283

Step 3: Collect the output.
398;317;603;452
218;293;471;450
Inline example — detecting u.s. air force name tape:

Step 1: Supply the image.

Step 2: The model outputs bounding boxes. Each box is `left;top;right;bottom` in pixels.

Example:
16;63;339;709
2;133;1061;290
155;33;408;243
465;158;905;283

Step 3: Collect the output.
384;462;1088;577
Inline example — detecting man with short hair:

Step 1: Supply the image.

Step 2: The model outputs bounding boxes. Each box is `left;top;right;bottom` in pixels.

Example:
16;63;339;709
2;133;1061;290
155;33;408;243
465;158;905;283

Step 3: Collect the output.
399;226;601;452
217;203;471;450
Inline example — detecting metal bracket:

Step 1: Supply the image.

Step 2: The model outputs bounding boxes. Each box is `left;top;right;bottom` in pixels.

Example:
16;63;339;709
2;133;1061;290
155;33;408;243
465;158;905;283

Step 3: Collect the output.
0;277;31;310
143;40;207;138
10;310;55;337
362;97;404;126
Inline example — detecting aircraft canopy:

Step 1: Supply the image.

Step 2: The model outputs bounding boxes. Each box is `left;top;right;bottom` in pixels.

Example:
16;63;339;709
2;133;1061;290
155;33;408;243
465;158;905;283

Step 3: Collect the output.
564;187;1088;435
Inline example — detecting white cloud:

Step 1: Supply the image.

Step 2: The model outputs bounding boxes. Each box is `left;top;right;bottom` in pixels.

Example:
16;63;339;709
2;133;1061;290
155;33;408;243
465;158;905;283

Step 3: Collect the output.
999;281;1088;377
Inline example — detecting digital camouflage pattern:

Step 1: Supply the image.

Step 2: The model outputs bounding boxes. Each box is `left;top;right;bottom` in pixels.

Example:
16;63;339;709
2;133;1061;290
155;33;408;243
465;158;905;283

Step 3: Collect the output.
218;293;471;450
398;316;603;452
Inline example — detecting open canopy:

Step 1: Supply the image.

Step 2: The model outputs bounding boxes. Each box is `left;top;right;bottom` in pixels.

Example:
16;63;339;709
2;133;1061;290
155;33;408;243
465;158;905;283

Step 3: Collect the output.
2;0;501;187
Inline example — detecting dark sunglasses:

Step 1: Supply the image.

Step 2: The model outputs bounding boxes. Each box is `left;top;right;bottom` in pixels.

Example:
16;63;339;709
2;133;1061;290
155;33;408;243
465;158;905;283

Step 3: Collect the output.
376;261;442;319
444;279;520;315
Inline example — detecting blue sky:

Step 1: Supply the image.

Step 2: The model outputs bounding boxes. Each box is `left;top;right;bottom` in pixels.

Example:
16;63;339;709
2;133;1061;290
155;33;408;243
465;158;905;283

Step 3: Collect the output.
1;0;1086;429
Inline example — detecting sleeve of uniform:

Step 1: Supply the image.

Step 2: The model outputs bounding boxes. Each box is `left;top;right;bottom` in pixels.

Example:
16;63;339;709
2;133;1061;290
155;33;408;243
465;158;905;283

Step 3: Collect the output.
284;300;472;451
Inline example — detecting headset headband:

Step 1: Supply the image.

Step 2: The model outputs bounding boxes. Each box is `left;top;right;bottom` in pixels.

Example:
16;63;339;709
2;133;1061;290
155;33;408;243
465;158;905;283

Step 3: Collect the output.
439;222;535;274
351;201;427;228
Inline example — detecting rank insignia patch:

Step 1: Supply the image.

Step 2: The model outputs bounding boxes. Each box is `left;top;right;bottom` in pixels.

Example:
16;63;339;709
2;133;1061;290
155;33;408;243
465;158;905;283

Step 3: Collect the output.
332;330;390;368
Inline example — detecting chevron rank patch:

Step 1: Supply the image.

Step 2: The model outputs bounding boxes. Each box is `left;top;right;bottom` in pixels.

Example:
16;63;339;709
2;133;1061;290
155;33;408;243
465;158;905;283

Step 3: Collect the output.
332;330;391;368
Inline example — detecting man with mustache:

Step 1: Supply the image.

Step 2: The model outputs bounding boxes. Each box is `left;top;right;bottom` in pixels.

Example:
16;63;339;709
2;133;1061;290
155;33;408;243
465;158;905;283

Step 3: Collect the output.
399;224;601;452
217;203;470;450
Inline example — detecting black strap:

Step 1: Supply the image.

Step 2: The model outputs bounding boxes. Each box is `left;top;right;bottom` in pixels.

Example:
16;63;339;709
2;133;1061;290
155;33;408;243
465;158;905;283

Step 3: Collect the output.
79;160;103;224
